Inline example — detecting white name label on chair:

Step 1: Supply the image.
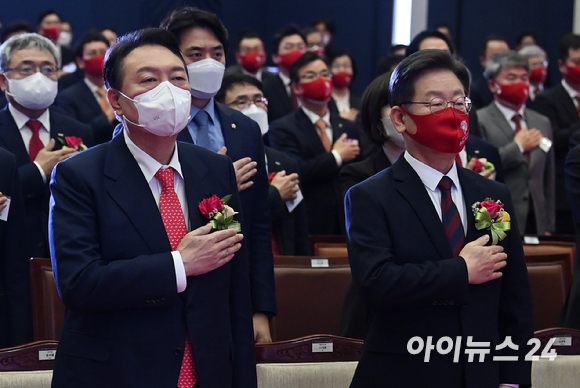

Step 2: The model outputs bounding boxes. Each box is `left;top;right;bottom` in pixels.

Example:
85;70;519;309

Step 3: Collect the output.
523;236;540;245
311;258;329;268
312;341;333;353
552;336;572;346
39;349;56;360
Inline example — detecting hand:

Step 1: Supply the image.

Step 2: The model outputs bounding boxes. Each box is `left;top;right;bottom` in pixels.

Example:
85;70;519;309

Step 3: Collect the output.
339;108;359;122
460;235;507;284
332;133;360;162
465;158;494;180
270;170;299;201
177;224;244;276
253;313;272;344
35;139;78;176
0;192;7;212
217;147;257;192
514;128;542;152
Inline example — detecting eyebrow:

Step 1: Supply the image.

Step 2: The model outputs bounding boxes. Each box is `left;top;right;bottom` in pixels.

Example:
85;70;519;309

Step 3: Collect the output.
185;44;224;52
19;59;55;66
136;66;186;73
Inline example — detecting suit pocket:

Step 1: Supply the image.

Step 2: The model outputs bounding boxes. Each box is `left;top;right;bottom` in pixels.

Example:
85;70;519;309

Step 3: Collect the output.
58;330;112;361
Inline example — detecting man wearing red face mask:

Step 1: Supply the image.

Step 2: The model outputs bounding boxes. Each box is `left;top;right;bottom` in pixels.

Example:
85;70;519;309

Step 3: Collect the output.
268;52;360;235
262;25;307;123
36;10;75;73
225;30;276;83
518;45;548;102
477;51;555;236
55;32;117;145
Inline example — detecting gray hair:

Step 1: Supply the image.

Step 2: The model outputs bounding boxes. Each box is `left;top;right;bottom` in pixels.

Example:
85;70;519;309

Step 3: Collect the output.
518;44;547;61
0;33;59;70
484;50;529;80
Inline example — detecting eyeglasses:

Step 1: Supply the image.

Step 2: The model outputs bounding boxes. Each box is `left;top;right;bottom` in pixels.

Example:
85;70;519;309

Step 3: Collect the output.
300;69;331;81
3;63;58;78
401;96;471;116
228;96;268;110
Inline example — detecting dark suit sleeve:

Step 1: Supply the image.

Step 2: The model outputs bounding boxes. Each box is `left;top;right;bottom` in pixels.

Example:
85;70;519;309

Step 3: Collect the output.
534;93;580;151
340;162;366;198
268;185;286;221
49;161;178;313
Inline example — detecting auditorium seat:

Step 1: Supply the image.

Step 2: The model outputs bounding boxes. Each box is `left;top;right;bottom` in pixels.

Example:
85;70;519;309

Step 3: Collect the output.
524;241;575;291
312;243;348;259
29;258;65;341
274;255;350;267
527;261;568;330
0;340;57;387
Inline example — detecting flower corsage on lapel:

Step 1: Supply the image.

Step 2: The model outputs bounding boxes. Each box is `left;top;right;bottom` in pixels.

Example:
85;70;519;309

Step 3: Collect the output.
58;135;87;151
198;194;241;232
471;198;511;245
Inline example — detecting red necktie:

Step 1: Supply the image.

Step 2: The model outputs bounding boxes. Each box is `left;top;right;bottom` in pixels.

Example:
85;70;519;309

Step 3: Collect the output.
512;114;529;163
438;177;465;257
154;168;197;388
27;120;44;161
316;119;332;152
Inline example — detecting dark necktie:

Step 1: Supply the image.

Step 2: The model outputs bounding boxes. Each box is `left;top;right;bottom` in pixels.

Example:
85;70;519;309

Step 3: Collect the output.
438;176;465;257
512;114;529;163
27;120;44;161
193;110;213;151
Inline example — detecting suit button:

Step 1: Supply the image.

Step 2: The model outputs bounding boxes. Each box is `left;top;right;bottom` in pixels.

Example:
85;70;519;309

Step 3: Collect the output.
174;348;182;356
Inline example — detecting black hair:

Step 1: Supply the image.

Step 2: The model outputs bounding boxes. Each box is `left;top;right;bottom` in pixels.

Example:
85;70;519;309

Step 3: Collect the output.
405;30;455;57
74;31;110;59
516;31;537;47
37;10;62;25
289;51;327;84
559;33;580;61
479;34;509;58
311;17;336;35
271;24;305;54
234;29;262;52
361;72;392;145
325;46;357;81
160;6;228;55
377;54;405;75
216;73;263;104
103;28;185;90
389;49;470;107
0;21;35;43
390;44;407;55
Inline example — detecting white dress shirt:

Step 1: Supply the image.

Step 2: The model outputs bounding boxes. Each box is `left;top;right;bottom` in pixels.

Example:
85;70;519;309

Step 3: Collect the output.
123;128;188;293
301;106;343;167
331;90;351;113
278;72;292;97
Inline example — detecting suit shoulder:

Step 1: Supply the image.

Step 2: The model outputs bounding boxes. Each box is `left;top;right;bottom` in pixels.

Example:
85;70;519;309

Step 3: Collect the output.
50;109;92;130
216;102;260;130
57;80;87;98
177;141;232;165
526;108;551;126
269;111;297;130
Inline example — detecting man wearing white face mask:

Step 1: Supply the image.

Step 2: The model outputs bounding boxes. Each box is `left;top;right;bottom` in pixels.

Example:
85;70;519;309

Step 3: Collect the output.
217;74;311;256
161;7;276;344
0;33;93;258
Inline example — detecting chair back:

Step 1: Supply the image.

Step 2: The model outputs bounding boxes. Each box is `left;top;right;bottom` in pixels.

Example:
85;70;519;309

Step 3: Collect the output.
527;261;567;331
29;258;65;341
0;340;58;371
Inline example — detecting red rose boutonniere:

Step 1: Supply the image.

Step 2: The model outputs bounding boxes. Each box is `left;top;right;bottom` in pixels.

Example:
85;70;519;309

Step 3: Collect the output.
58;136;87;151
198;194;241;232
472;198;511;245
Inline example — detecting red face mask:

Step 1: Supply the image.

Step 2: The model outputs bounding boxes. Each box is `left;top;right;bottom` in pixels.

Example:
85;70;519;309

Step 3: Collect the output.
300;77;333;103
529;67;547;84
566;64;580;84
332;72;352;89
239;51;265;73
279;50;304;69
42;26;61;41
496;82;529;107
83;55;105;77
400;106;469;154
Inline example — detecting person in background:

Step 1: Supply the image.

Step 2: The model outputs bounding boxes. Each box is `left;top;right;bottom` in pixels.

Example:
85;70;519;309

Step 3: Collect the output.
303;27;324;56
519;44;548;102
406;30;455;56
516;31;538;51
312;17;335;49
36;10;75;72
471;34;510;110
58;20;73;49
99;27;118;46
0;21;35;43
224;30;274;82
436;23;453;41
326;47;360;122
217;74;311;256
262;24;306;123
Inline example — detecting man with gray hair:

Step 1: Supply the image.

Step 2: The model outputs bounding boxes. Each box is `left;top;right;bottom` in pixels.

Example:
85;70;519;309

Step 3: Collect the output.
0;33;93;257
518;45;548;101
477;50;555;236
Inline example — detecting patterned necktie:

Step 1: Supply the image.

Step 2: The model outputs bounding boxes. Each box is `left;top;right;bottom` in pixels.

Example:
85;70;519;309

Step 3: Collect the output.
512;114;529;163
193;110;213;151
27;120;44;161
438;177;465;257
154;168;197;388
316;119;332;152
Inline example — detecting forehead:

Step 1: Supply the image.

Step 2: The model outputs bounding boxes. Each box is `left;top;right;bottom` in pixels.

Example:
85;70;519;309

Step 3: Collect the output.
240;37;263;47
528;55;545;64
332;55;351;65
83;40;108;52
10;47;56;65
227;83;262;99
307;31;322;41
179;26;221;49
486;40;509;54
120;45;184;83
280;34;304;47
419;37;450;52
412;69;464;98
497;66;528;77
42;14;60;24
299;59;328;74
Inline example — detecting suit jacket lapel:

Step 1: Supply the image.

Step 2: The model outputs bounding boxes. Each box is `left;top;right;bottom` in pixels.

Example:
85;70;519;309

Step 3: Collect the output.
329;114;347;142
488;103;516;142
556;84;579;120
214;101;240;159
458;169;489;243
392;157;453;259
296;109;326;154
0;108;29;166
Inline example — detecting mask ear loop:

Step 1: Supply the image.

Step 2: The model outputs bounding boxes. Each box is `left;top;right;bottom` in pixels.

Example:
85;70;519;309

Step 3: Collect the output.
117;91;145;127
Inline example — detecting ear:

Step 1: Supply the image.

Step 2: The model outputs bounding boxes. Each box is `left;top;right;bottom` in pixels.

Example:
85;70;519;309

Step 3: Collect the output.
272;53;281;66
76;57;85;70
479;56;487;68
0;73;8;92
559;59;567;75
390;106;409;134
291;81;303;97
488;79;498;94
107;88;122;116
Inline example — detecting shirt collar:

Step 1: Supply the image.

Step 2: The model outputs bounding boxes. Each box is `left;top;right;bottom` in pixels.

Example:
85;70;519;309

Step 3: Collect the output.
562;78;579;99
404;150;460;193
122;125;183;183
301;106;330;126
9;103;50;131
278;71;291;87
189;97;217;125
332;90;350;104
494;100;526;121
242;67;262;81
83;77;101;94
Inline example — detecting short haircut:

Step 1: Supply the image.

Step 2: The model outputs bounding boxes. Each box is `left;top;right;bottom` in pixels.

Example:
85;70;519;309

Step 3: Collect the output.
389;49;470;107
558;33;580;61
271;24;305;54
480;34;509;58
0;33;59;69
405;30;455;57
37;9;62;25
160;7;228;55
234;29;262;52
1;21;35;43
74;31;110;59
516;31;537;47
103;28;185;91
390;44;407;55
311;18;336;35
216;73;263;104
289;51;327;84
484;50;529;80
302;27;321;40
361;72;392;146
518;45;547;61
325;46;357;81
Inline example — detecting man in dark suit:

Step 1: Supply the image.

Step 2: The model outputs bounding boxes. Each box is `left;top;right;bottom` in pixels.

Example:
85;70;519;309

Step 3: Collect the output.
470;35;510;110
346;50;533;388
217;73;311;256
50;28;256;388
54;31;117;145
161;7;276;344
0;148;32;348
269;52;361;235
0;33;93;258
535;33;580;234
262;25;307;123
